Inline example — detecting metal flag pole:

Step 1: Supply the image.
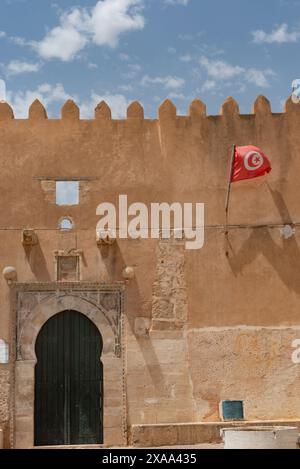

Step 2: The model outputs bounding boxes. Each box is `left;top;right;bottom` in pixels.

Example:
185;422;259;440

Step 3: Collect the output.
225;144;236;250
225;144;236;217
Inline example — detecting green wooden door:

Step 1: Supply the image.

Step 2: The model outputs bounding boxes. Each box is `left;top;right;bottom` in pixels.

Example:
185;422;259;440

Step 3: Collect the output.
34;310;103;446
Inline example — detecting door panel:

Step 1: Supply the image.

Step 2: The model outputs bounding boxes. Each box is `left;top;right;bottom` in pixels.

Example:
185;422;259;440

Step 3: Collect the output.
34;310;103;446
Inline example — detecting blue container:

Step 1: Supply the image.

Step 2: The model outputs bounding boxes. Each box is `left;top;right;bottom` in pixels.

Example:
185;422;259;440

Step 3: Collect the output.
222;400;244;421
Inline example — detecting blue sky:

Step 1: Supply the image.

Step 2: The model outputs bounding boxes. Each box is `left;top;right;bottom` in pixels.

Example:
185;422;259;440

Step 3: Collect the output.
0;0;299;118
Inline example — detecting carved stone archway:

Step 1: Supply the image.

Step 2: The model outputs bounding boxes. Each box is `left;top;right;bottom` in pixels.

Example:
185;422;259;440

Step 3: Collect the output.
13;283;125;448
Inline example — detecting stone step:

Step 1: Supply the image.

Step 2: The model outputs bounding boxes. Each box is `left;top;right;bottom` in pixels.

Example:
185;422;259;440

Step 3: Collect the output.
33;444;107;450
131;419;300;447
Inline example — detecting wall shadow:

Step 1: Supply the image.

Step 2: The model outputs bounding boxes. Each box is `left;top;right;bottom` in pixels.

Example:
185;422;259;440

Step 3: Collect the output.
97;241;165;394
24;243;51;281
227;186;300;294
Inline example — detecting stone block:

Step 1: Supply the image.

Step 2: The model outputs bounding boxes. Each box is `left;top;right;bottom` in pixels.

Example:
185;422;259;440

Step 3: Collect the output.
104;427;124;446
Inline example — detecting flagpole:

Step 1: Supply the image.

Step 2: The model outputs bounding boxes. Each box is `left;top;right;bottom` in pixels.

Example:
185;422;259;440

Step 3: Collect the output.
225;144;236;216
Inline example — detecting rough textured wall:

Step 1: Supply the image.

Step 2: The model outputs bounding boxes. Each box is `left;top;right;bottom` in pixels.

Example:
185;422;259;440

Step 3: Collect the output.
1;95;300;442
187;327;300;421
0;368;9;422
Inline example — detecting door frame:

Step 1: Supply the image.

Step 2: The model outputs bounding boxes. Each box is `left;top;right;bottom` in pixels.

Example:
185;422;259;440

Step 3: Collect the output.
12;282;126;448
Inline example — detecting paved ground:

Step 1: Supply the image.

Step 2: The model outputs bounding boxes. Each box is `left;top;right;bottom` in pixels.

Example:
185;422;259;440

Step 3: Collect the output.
34;444;224;450
156;444;223;449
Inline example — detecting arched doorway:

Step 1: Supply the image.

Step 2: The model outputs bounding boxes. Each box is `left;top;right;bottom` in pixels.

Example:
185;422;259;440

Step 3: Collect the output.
34;310;103;446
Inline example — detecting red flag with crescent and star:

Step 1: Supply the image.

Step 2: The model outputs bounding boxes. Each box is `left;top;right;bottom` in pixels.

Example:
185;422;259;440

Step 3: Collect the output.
231;145;272;183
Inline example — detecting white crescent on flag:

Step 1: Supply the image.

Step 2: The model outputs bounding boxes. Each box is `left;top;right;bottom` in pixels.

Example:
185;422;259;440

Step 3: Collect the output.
244;151;264;171
231;145;272;183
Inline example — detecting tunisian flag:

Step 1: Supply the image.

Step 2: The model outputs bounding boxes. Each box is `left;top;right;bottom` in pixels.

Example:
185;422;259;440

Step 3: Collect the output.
231;145;272;183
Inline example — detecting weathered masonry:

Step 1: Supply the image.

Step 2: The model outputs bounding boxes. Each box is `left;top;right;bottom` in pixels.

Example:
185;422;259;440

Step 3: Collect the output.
0;95;300;448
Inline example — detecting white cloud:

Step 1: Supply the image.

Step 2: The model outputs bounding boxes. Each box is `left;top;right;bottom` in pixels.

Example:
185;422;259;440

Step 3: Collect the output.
6;83;72;118
246;68;275;88
34;22;87;61
199;56;276;91
201;80;216;92
200;56;244;80
0;31;6;38
164;0;190;5
180;54;192;62
118;84;133;91
168;92;186;100
9;36;29;46
123;63;142;79
252;23;300;44
0;79;6;101
88;62;98;69
90;0;144;47
33;0;145;61
6;60;42;76
141;75;185;89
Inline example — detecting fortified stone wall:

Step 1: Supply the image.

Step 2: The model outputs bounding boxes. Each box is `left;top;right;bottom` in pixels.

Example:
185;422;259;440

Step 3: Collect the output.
1;95;300;446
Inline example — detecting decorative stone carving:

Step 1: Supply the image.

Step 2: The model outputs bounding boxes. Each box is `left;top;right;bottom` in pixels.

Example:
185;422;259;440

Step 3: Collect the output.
151;241;187;329
16;283;124;359
22;229;38;246
14;283;126;448
96;230;116;246
2;266;17;284
122;267;135;281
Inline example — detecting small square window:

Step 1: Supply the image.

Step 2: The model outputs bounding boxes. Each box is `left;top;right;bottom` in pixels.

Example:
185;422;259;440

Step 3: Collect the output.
56;181;79;206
